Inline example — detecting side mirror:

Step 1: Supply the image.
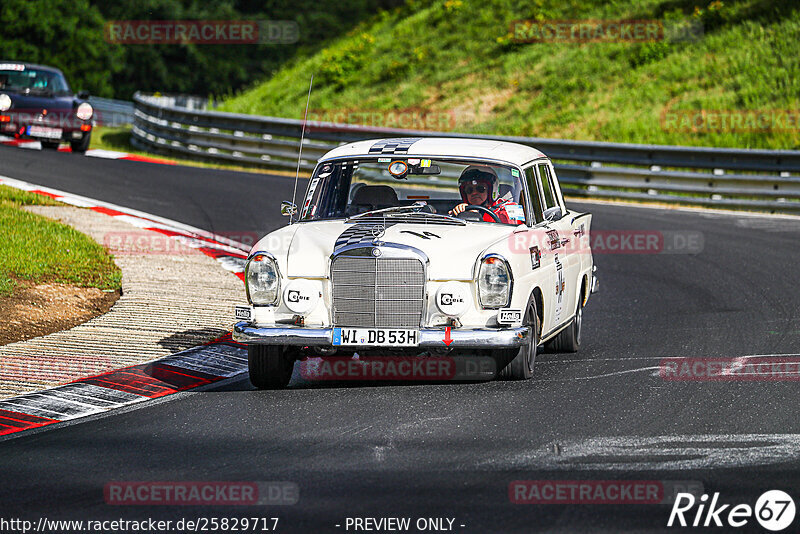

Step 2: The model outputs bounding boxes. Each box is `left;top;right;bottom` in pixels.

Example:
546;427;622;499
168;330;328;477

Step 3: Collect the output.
77;90;90;100
280;201;298;217
543;206;563;222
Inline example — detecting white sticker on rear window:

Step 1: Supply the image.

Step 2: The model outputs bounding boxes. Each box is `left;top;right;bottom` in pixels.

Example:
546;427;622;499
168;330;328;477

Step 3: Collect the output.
0;64;25;71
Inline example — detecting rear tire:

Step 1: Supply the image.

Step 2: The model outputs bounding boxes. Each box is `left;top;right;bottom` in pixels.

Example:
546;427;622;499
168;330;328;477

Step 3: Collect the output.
497;295;540;380
549;297;583;353
40;141;60;150
70;132;91;153
248;345;295;389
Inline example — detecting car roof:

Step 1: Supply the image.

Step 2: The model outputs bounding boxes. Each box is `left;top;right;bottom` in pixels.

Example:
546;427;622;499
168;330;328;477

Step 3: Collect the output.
0;61;64;75
319;137;548;167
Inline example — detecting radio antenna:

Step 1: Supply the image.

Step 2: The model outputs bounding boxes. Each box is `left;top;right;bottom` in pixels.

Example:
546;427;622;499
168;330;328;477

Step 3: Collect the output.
290;75;313;224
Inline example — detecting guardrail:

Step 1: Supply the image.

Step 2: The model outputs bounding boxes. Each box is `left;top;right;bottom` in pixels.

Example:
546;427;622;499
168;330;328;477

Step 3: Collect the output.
89;96;135;126
131;92;800;214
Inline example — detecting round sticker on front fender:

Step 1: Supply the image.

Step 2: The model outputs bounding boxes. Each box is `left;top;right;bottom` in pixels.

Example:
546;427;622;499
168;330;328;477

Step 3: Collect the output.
283;279;321;314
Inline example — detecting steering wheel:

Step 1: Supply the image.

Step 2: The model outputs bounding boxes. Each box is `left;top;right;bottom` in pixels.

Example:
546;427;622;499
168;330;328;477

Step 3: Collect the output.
458;204;501;223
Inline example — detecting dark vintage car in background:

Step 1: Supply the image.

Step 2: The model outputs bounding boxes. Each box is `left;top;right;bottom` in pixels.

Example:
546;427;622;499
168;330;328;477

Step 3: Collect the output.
0;61;94;153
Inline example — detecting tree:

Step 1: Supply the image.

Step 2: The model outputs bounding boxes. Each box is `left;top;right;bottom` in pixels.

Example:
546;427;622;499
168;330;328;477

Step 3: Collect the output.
0;0;121;97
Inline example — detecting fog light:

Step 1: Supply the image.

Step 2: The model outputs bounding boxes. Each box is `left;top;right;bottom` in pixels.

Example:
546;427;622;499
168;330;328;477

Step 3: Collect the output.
435;282;471;317
283;279;321;314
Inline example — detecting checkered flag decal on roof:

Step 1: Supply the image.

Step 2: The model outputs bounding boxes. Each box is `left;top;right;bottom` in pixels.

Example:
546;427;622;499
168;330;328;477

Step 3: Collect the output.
334;223;395;250
368;138;422;154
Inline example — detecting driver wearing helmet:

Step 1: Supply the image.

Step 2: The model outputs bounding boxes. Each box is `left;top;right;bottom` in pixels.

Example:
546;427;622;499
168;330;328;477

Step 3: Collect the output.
448;166;521;224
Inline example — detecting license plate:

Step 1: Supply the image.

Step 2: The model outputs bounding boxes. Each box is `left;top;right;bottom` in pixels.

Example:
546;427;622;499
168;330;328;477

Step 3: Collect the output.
28;125;62;139
332;328;419;347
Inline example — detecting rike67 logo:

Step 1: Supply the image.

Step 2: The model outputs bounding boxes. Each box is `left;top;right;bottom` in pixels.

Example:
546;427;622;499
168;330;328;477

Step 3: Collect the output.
668;490;795;531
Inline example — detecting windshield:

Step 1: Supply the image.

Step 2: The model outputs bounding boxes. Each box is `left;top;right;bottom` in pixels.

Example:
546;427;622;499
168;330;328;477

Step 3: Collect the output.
0;66;71;95
299;157;530;225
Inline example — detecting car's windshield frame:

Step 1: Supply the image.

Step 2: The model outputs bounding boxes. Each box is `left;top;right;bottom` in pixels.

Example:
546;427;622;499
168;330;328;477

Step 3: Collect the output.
0;67;72;96
299;155;537;226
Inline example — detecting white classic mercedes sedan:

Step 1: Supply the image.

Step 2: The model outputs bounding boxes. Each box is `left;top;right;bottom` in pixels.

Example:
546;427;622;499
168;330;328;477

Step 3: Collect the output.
233;137;598;388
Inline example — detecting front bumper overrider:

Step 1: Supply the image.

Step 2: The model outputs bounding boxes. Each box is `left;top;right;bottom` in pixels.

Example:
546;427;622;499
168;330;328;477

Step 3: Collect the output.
233;322;532;349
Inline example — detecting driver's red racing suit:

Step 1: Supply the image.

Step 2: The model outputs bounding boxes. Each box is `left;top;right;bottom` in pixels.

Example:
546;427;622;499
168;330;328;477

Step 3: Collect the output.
480;197;525;224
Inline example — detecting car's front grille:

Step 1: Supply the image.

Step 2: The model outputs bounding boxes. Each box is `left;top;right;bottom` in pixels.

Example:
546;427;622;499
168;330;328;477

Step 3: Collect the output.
331;253;425;328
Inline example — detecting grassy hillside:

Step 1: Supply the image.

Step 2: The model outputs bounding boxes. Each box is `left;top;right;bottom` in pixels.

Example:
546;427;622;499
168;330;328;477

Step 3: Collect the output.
219;0;800;150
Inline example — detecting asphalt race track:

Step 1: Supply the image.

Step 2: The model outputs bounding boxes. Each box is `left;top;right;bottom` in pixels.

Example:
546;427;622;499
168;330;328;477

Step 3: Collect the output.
2;144;800;532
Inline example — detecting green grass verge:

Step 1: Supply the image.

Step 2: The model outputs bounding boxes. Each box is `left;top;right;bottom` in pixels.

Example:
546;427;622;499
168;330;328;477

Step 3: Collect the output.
219;0;800;150
90;126;137;153
0;185;122;297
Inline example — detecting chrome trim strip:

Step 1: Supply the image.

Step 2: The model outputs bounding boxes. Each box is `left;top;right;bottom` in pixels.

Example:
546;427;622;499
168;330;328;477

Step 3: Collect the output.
541;318;574;341
233;322;531;348
331;242;430;263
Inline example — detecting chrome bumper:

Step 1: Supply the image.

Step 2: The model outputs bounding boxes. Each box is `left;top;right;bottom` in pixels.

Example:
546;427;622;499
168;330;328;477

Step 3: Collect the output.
233;322;531;349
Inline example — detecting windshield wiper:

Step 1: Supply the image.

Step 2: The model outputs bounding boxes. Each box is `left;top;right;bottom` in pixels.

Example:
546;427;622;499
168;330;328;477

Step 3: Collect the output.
347;203;466;225
389;211;466;225
28;88;54;96
348;202;428;220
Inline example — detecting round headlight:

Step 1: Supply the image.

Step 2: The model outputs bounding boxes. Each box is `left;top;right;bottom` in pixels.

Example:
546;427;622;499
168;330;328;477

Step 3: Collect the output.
76;102;93;121
0;94;11;112
246;253;280;306
477;255;511;309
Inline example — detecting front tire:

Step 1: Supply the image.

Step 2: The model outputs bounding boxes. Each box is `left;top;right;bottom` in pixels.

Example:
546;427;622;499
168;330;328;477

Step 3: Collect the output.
248;345;295;389
498;296;540;380
70;132;91;153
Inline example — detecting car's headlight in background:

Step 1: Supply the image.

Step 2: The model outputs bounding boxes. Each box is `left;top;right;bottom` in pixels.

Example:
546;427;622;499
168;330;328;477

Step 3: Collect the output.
76;102;93;121
0;94;11;112
246;253;280;305
477;255;512;308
